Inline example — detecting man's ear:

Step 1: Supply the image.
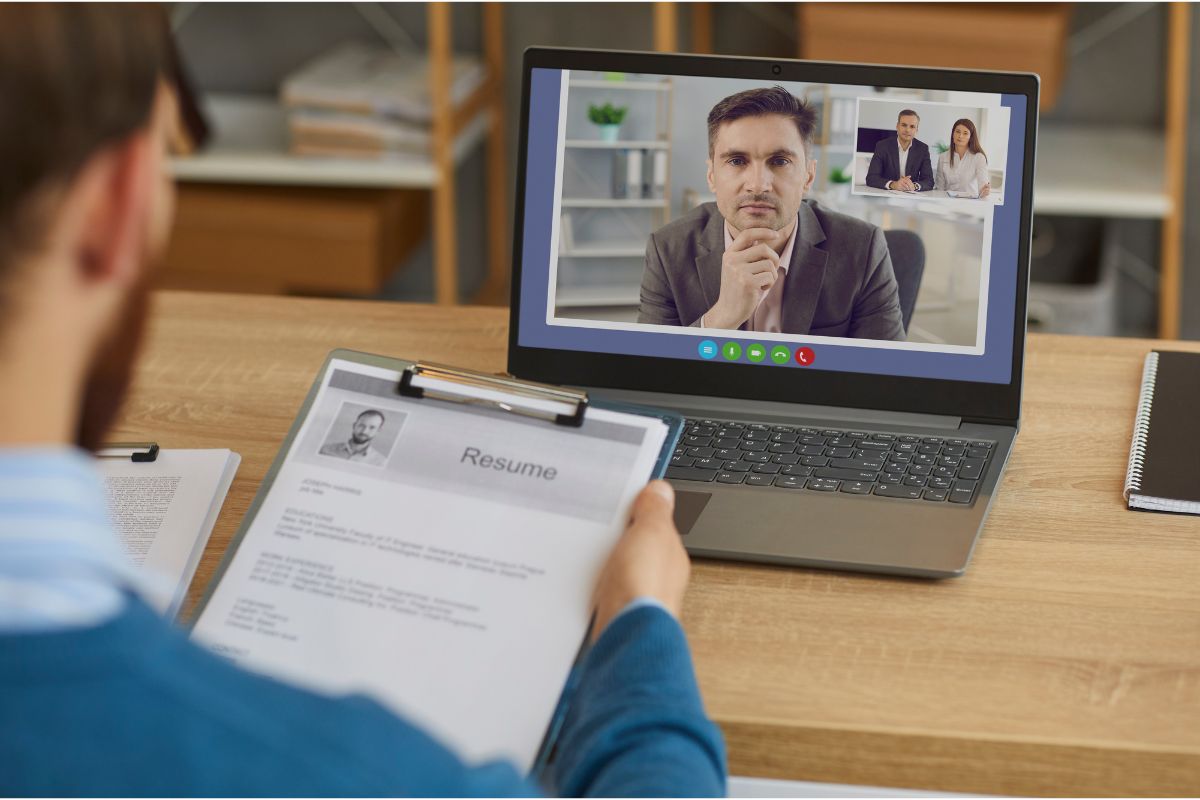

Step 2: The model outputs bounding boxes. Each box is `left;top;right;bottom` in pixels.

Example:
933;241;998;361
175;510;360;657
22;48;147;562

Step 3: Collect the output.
706;158;716;194
74;128;156;287
804;159;817;193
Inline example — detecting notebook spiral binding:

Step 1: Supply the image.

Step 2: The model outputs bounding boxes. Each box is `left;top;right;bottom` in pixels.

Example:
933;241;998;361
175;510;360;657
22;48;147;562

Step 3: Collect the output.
1123;351;1160;499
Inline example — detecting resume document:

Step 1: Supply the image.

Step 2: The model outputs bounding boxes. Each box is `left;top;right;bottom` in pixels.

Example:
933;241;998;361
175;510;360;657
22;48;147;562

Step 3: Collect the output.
192;357;669;770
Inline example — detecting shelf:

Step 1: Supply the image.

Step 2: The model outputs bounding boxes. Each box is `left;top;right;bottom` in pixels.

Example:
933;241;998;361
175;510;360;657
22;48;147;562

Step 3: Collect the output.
560;198;669;208
555;285;641;307
1034;125;1170;219
565;139;670;149
560;242;646;258
170;93;488;189
569;79;671;92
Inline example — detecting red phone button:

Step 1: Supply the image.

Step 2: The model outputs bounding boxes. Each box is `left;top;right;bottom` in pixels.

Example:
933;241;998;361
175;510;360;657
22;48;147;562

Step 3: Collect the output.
795;347;815;366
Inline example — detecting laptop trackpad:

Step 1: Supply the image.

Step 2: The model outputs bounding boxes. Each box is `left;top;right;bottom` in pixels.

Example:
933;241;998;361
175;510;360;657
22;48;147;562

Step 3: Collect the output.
672;491;712;535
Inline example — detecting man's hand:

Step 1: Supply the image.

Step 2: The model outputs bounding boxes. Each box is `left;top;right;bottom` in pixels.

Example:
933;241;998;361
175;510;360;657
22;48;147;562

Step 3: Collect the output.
702;227;782;330
890;175;916;192
979;182;991;199
591;481;690;641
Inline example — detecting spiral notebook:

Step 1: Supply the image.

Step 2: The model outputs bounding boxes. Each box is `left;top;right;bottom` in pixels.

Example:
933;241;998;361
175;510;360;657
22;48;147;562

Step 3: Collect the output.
1124;350;1200;514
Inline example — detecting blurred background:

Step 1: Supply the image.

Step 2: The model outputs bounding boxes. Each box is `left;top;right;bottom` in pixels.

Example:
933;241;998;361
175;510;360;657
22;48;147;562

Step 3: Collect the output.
164;2;1196;340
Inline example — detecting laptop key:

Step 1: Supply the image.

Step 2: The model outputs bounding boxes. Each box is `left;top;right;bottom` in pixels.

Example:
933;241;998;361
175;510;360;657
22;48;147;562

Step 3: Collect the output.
878;474;902;484
670;455;696;467
923;489;948;501
715;448;739;460
949;480;977;503
846;431;868;438
883;463;906;474
857;441;891;451
928;476;953;489
773;476;806;489
898;435;921;443
800;455;829;467
966;447;990;459
798;445;825;456
723;460;752;472
830;458;884;470
666;466;718;482
907;464;932;476
771;453;801;465
744;474;773;486
683;435;713;447
686;447;716;458
902;476;927;487
815;467;878;481
798;435;827;446
696;458;721;470
871;433;896;441
825;447;855;458
715;472;746;484
714;437;742;449
840;481;874;494
873;484;922;499
770;432;799;444
958;458;985;480
752;463;781;474
742;452;771;463
769;442;797;454
806;478;840;491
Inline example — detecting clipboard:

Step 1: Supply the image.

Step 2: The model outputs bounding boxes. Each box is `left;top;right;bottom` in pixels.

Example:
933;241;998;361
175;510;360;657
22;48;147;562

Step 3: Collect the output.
190;348;683;772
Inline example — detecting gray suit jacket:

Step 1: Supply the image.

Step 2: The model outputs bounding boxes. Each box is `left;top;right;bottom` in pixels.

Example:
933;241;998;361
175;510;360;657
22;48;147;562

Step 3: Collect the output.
637;201;906;340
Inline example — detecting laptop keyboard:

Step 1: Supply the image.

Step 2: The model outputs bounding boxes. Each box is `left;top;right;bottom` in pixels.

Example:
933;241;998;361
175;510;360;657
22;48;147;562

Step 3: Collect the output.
667;418;994;504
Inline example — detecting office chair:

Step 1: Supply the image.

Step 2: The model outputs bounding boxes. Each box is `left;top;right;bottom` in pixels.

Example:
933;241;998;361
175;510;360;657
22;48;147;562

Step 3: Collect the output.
883;229;925;334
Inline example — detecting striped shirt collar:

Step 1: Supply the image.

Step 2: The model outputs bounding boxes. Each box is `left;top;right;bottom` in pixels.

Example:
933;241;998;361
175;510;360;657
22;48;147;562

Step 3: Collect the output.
0;447;163;632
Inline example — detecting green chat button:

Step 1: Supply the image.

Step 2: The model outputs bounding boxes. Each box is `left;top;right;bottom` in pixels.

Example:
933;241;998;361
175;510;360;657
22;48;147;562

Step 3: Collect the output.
746;343;767;363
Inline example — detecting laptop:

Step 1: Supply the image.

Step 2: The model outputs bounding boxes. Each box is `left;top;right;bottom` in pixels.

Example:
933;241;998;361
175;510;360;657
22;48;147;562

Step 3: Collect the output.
507;48;1037;578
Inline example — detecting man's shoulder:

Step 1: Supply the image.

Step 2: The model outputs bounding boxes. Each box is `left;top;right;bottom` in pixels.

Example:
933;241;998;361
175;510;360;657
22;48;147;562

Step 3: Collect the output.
647;203;719;262
650;202;718;246
807;201;882;243
318;441;345;456
872;136;896;153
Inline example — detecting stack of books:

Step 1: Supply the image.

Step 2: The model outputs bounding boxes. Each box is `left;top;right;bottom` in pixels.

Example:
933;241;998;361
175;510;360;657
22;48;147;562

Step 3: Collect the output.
281;42;485;159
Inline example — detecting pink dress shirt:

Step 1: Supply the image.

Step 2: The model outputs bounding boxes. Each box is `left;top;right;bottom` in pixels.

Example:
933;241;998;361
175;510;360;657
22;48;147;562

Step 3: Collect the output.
722;218;799;333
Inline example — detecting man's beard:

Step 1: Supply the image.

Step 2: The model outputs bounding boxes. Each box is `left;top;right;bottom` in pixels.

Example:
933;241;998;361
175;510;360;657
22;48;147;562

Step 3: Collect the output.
76;278;152;452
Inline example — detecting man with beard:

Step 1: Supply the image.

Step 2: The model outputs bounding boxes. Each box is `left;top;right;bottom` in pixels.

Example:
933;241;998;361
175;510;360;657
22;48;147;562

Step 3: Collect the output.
638;86;905;340
0;7;724;796
319;408;390;465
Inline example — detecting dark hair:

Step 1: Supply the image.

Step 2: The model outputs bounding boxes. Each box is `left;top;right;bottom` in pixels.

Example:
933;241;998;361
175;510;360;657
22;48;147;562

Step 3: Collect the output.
356;409;386;425
0;5;167;286
707;86;817;158
950;118;987;165
898;109;920;123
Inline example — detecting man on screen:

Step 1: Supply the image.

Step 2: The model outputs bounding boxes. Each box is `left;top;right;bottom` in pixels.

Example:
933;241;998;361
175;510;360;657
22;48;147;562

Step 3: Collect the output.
638;86;904;339
319;408;389;465
865;109;935;193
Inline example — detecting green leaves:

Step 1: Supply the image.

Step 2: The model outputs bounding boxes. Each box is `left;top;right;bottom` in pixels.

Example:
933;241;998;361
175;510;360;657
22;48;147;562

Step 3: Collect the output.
587;102;628;126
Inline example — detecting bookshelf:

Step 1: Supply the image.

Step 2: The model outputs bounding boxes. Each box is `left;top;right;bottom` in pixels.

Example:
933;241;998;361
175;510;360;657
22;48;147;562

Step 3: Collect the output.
555;73;674;314
167;2;506;304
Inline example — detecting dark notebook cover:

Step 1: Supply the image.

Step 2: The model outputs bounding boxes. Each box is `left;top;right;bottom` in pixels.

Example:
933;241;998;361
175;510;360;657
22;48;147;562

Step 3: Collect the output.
1133;350;1200;504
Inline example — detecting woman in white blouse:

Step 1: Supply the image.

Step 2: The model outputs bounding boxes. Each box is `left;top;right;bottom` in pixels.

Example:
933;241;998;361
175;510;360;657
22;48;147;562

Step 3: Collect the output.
935;118;990;198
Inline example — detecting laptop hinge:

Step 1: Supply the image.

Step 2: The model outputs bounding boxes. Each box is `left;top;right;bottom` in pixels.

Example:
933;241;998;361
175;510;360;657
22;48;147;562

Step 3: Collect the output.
585;386;964;431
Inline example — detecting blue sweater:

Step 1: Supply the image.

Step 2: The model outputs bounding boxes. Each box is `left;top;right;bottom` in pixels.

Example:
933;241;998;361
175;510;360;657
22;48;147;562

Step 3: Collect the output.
0;597;724;797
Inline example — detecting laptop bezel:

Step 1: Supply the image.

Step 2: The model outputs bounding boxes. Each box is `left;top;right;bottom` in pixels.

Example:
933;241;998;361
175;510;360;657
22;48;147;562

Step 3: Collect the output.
507;47;1037;426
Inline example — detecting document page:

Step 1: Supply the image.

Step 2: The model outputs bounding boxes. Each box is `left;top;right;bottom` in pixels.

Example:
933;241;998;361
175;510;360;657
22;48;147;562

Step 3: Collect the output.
191;358;668;770
100;449;240;617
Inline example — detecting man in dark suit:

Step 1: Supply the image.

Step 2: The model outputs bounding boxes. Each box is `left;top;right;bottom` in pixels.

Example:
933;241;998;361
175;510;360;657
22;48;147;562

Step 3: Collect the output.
865;109;935;192
638;86;905;340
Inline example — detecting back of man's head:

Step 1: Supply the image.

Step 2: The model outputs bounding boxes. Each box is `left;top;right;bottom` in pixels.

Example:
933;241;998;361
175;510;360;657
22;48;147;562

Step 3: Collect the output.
0;4;166;300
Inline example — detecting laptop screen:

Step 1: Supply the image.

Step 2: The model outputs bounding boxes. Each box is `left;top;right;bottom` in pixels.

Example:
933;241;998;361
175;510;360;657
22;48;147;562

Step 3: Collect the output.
514;65;1030;387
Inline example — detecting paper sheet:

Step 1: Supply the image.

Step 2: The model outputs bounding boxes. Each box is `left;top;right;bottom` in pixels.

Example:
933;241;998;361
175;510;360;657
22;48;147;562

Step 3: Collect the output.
191;358;667;770
100;449;240;617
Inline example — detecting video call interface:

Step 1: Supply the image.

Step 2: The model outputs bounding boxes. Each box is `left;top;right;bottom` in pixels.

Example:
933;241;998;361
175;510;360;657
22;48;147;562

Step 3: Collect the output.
517;68;1027;385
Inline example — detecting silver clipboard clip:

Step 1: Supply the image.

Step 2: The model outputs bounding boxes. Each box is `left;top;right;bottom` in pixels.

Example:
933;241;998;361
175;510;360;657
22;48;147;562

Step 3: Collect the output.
97;442;160;462
398;362;589;427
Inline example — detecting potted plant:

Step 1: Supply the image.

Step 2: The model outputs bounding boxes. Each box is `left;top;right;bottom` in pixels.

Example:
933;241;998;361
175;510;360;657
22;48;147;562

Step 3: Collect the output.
588;102;628;142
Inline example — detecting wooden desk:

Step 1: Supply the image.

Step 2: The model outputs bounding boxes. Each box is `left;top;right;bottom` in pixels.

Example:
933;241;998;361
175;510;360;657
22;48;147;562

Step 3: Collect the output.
113;291;1200;797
